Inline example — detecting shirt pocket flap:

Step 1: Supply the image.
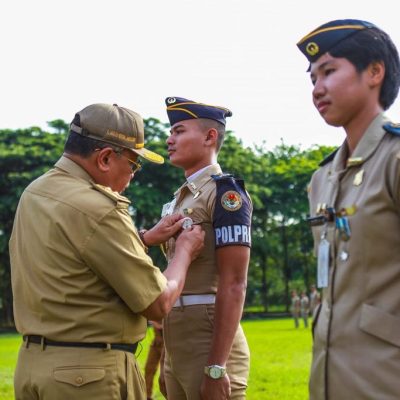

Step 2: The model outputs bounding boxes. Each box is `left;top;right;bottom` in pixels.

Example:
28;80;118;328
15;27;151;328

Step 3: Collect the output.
359;303;400;347
54;367;105;387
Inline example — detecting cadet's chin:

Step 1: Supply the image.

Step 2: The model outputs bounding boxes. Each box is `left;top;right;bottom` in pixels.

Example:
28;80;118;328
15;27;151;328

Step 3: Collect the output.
168;155;180;167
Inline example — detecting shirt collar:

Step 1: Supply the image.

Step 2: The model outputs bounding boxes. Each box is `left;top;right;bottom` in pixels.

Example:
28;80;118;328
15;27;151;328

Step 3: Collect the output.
332;113;390;171
174;164;222;196
55;155;95;183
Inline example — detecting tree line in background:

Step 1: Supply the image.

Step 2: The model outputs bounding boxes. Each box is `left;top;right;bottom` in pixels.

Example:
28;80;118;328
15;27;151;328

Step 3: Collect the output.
0;118;334;325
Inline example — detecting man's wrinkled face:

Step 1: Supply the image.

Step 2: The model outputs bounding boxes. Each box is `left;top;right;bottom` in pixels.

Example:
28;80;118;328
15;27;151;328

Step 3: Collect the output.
108;149;140;193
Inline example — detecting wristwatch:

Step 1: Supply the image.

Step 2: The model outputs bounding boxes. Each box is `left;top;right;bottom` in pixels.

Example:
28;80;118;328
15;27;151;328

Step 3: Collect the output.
138;229;149;253
204;365;227;379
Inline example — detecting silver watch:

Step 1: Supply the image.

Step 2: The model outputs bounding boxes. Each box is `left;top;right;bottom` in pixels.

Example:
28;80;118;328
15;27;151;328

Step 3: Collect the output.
204;365;227;379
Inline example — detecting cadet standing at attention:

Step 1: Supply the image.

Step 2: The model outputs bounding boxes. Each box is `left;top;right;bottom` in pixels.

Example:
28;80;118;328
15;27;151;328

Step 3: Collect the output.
10;103;204;400
297;20;400;399
158;97;252;400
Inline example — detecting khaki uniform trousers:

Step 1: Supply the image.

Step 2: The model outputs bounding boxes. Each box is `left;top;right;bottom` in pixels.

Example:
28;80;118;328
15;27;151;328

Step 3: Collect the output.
163;304;250;400
14;341;146;400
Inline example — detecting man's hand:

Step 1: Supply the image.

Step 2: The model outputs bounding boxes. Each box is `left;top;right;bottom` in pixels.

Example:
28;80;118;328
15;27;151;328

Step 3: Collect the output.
200;374;231;400
143;214;184;246
175;224;205;262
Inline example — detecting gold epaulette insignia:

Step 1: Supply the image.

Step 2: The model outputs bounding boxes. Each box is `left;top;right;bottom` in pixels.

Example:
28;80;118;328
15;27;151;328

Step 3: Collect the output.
92;183;130;206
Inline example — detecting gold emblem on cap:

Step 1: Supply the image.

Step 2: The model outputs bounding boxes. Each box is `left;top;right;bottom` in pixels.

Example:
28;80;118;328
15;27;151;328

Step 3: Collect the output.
106;130;136;142
167;97;176;104
306;42;319;56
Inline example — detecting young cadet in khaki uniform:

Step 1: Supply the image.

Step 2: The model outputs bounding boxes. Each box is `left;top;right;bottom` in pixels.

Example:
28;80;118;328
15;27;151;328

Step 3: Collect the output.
297;20;400;399
159;97;252;400
9;103;204;400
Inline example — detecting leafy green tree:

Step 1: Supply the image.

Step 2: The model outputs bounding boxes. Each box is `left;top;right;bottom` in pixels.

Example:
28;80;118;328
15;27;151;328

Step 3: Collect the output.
0;124;67;324
0;115;335;326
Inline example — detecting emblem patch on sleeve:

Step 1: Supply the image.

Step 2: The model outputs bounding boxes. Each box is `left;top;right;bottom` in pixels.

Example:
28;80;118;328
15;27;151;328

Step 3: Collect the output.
212;175;252;248
221;191;242;211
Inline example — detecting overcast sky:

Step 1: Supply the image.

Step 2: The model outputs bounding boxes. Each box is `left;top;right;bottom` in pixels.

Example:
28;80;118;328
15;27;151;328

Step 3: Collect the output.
2;0;400;150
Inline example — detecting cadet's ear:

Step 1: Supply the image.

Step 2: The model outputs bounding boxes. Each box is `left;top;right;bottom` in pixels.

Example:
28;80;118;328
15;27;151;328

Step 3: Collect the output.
96;148;113;172
368;61;385;87
204;128;218;147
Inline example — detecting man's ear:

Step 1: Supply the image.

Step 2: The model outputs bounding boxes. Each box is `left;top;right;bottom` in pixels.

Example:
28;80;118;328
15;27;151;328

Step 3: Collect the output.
96;148;113;172
204;128;218;147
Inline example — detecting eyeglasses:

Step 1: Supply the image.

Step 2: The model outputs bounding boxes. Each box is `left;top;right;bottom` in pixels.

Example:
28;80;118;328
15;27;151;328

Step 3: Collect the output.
115;151;142;173
94;147;142;173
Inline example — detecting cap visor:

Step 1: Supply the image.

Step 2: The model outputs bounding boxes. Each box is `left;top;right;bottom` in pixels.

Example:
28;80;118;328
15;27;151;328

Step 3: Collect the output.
133;148;164;164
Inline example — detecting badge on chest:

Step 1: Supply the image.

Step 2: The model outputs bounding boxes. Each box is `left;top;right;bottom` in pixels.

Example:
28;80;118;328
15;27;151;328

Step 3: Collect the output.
161;198;177;217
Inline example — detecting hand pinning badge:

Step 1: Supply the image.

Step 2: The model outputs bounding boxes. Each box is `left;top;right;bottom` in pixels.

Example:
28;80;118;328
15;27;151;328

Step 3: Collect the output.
182;217;194;230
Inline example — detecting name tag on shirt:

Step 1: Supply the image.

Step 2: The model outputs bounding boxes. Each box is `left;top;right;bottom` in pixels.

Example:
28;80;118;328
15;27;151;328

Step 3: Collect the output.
317;239;330;288
161;198;177;217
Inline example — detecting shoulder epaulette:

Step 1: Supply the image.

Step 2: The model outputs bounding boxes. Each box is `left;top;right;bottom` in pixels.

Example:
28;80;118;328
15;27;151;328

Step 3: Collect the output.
319;148;339;167
92;183;130;206
383;122;400;136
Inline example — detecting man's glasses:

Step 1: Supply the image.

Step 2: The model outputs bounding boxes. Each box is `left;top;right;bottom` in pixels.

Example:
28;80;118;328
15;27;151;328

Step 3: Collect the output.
115;151;142;173
94;147;142;173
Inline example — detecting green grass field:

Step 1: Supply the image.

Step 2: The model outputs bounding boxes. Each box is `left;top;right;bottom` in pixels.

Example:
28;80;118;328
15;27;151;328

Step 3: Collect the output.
0;318;311;399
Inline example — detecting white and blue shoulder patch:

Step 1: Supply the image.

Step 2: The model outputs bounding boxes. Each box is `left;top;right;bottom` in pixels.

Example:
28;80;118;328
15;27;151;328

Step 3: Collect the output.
383;122;400;136
212;174;252;248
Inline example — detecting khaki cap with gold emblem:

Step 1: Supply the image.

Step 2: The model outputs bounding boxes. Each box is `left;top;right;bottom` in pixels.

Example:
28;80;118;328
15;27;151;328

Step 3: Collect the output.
70;103;164;164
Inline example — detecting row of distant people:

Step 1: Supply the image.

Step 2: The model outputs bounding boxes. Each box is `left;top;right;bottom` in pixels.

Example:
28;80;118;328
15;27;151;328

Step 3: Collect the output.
291;286;321;328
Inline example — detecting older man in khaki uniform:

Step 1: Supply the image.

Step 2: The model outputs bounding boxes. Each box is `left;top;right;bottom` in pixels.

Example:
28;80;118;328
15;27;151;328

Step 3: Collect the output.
10;103;204;400
157;97;252;400
297;20;400;399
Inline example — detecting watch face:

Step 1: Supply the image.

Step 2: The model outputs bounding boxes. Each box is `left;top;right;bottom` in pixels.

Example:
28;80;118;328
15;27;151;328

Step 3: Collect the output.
210;366;222;379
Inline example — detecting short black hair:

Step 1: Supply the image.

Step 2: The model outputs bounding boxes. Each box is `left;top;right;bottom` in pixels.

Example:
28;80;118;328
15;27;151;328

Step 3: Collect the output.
198;118;226;152
329;27;400;110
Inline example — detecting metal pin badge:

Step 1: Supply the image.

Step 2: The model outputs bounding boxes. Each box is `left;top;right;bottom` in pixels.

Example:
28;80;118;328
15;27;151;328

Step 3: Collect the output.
182;217;194;230
353;170;364;186
339;251;349;261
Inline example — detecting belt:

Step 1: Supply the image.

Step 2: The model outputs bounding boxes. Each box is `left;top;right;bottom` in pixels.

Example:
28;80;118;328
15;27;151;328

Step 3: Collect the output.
172;294;216;308
23;335;138;354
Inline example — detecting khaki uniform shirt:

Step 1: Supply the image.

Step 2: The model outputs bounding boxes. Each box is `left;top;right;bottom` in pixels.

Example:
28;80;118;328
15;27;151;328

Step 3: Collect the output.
308;113;400;400
10;156;167;344
163;164;252;294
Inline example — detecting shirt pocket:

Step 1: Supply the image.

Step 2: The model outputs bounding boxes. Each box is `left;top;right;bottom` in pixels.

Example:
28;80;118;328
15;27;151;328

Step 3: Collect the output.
359;303;400;347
